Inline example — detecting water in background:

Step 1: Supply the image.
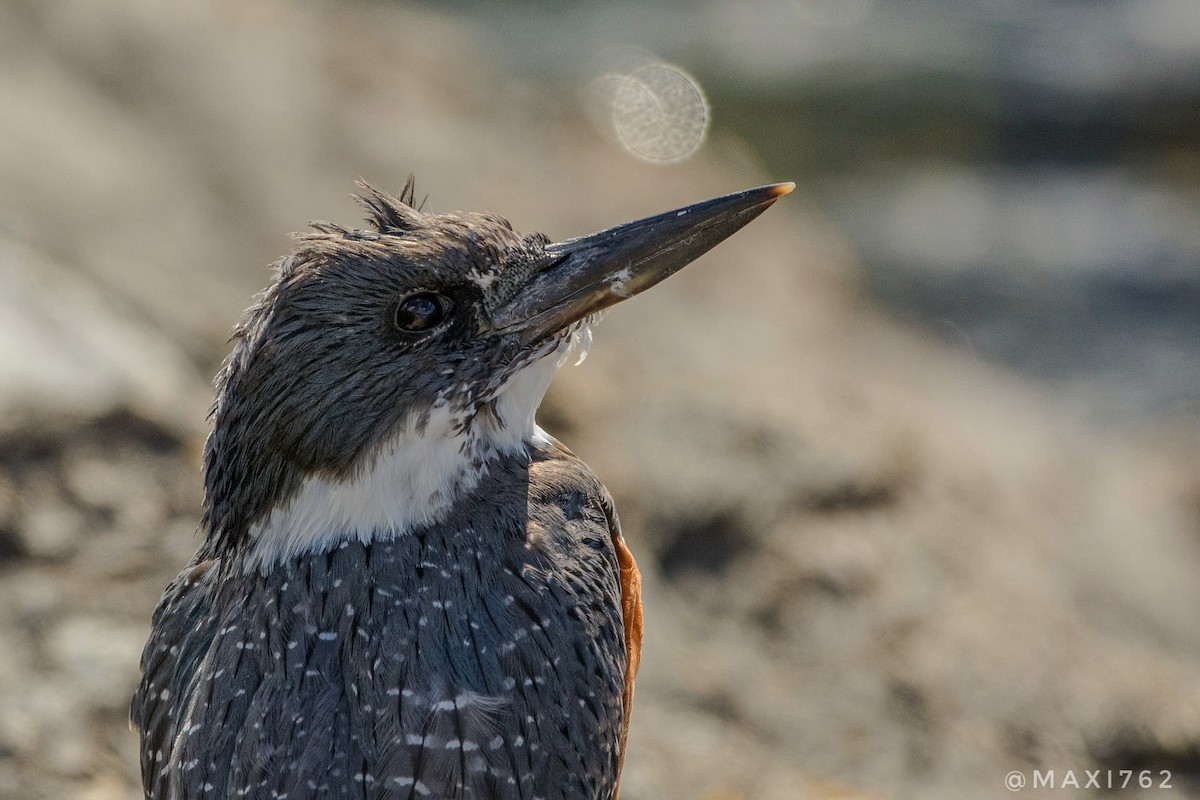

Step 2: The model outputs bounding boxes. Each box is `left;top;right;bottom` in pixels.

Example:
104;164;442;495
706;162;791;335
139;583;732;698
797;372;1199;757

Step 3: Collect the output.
433;0;1200;422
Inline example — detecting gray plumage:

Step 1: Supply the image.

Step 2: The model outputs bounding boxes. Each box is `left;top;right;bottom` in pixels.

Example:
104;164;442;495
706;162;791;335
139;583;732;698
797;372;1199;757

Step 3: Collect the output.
132;177;789;800
135;441;626;800
198;185;555;557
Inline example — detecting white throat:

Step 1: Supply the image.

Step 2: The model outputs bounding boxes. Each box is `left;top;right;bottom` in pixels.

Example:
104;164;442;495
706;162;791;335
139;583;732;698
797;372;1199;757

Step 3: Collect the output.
242;332;590;573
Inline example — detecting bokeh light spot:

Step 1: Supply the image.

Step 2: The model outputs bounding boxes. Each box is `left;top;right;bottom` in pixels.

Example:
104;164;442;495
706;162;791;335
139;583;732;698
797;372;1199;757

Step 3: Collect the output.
587;52;709;164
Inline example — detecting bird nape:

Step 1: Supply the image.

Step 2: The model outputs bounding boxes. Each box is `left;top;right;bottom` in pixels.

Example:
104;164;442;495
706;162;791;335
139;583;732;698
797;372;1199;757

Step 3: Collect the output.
132;177;792;800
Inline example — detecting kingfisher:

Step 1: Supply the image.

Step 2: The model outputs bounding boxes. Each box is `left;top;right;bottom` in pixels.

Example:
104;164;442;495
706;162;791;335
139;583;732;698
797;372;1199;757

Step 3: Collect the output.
132;178;793;800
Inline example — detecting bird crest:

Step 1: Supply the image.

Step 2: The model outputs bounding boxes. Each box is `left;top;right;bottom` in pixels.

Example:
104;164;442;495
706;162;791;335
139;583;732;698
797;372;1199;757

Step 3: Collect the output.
302;175;426;239
353;175;425;233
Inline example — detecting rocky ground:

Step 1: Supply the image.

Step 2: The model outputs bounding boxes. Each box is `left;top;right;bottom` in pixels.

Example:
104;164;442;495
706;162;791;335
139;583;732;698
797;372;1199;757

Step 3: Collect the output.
2;1;1200;798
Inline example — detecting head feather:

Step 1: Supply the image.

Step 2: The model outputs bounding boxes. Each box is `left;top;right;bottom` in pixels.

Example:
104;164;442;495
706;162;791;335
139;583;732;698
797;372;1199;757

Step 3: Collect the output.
353;175;423;234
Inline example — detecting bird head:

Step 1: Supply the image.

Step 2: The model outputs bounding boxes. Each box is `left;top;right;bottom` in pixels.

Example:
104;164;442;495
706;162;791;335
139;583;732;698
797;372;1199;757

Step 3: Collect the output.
201;177;793;569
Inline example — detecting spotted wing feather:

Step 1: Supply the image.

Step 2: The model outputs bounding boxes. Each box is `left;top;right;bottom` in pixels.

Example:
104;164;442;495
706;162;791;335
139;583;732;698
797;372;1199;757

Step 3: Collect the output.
133;443;640;800
132;558;222;800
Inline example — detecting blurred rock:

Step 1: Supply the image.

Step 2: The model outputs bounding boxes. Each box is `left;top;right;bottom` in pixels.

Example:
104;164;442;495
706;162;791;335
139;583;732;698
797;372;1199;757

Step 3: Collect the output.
45;616;147;713
0;236;209;435
19;502;87;560
0;475;21;560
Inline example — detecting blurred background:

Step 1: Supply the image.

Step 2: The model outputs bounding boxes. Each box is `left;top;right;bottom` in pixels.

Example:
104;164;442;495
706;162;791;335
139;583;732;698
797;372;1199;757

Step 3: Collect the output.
447;0;1200;424
1;0;1199;798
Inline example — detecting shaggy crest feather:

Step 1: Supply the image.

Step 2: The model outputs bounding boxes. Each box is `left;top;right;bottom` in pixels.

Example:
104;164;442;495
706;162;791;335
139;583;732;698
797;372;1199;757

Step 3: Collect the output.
353;176;422;233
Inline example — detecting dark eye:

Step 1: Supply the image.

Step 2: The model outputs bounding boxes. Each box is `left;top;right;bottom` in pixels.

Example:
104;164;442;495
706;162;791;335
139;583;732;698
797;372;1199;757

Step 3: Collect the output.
393;292;449;333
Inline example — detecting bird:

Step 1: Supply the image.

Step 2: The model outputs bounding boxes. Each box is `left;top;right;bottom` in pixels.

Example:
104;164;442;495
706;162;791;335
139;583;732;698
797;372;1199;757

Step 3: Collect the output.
132;176;793;800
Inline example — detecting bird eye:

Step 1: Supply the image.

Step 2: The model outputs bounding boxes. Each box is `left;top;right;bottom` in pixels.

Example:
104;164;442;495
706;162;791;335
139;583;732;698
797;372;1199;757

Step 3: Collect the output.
393;292;449;333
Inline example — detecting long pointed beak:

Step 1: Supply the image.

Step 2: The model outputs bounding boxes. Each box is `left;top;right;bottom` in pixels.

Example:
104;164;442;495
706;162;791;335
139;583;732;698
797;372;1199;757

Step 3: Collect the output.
492;182;794;342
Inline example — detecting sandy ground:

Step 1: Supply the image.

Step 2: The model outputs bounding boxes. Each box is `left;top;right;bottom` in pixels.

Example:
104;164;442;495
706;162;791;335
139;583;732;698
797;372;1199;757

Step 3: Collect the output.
1;1;1199;798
